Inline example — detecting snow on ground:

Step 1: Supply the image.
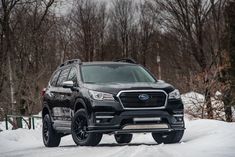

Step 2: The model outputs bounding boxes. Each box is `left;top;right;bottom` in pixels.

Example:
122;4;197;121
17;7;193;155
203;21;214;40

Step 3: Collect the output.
0;92;234;157
0;118;235;157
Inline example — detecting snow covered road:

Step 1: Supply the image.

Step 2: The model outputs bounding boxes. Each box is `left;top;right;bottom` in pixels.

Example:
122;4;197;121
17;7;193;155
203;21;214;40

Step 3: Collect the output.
0;119;235;157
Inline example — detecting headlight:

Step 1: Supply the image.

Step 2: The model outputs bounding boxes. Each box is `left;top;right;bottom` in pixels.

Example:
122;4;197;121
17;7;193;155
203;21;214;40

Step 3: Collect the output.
89;90;114;101
169;89;181;99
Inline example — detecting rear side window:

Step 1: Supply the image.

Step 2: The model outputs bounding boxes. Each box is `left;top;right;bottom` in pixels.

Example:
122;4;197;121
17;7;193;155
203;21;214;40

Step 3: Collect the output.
56;67;70;87
50;70;61;86
67;67;78;86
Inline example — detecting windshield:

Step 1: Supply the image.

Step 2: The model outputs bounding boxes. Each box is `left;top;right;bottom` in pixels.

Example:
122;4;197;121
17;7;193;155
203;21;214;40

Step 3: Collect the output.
81;64;156;84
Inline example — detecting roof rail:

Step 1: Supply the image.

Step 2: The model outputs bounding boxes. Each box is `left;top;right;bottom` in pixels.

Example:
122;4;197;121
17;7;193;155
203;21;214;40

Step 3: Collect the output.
59;59;82;67
114;58;137;64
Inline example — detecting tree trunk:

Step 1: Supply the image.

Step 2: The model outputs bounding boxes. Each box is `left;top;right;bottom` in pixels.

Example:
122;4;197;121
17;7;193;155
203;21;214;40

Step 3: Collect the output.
225;1;235;121
224;105;232;122
205;88;213;119
8;54;15;114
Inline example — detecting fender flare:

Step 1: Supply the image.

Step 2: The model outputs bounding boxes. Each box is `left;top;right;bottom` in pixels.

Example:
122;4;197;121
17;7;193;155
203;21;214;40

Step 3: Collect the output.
42;103;52;119
73;98;90;115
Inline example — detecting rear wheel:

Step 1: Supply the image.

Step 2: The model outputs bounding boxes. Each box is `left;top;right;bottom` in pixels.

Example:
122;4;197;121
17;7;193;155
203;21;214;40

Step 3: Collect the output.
114;134;133;144
71;109;102;146
152;130;184;144
42;114;61;147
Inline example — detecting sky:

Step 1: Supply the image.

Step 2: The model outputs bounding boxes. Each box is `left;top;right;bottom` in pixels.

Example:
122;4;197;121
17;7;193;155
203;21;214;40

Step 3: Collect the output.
54;0;111;16
53;0;142;16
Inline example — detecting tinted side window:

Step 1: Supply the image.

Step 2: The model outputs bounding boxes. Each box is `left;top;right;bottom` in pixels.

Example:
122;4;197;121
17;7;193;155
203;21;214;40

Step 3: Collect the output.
50;70;61;86
56;68;70;87
67;67;78;86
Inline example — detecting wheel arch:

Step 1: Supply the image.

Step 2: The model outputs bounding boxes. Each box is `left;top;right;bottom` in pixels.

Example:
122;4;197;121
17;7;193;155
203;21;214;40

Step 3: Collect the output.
42;103;52;119
74;98;89;114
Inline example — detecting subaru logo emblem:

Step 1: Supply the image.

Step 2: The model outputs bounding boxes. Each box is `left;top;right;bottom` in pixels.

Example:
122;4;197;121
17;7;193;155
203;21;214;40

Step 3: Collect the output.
138;94;149;101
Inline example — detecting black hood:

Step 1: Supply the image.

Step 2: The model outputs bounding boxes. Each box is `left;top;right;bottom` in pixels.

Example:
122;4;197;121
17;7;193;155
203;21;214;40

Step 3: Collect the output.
83;81;175;95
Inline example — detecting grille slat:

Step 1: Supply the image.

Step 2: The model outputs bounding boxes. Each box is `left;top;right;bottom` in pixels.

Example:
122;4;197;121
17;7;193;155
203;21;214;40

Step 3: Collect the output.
118;91;167;109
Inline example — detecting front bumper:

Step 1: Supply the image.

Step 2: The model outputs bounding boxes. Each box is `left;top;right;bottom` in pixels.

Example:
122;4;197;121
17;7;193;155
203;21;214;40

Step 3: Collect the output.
87;110;185;134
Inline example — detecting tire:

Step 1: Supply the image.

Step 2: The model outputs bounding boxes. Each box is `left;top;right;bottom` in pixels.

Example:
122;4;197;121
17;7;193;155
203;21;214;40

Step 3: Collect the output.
42;114;61;147
114;134;133;144
71;109;102;146
152;130;184;144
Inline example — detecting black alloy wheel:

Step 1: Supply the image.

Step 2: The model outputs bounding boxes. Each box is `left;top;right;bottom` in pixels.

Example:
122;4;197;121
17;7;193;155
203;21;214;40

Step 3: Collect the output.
71;109;102;146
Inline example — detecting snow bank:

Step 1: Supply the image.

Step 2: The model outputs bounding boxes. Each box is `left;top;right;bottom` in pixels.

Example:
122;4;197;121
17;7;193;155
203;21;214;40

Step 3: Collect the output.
181;92;205;107
0;118;235;157
182;91;235;120
0;121;13;131
181;92;206;119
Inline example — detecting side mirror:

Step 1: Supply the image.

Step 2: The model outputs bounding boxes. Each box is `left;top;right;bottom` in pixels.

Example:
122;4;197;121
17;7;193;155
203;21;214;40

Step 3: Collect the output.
62;81;74;89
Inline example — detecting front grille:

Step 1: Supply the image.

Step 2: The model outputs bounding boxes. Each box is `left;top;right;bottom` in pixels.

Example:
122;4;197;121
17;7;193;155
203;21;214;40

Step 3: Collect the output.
118;90;167;109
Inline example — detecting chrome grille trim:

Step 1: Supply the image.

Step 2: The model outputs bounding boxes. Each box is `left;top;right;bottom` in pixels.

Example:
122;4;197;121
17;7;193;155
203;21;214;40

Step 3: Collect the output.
116;90;168;110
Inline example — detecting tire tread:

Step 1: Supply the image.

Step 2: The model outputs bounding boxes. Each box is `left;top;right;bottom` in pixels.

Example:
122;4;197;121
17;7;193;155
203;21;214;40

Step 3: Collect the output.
43;114;61;147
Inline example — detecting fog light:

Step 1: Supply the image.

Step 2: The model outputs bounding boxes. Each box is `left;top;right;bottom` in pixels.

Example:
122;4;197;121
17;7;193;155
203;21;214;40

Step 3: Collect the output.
95;114;114;124
173;114;183;122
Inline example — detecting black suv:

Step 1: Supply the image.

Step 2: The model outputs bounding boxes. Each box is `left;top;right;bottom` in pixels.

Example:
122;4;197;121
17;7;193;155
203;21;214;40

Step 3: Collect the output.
42;59;185;147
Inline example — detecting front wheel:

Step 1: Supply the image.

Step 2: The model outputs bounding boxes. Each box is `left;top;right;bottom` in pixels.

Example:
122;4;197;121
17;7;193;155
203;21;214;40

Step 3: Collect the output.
71;109;102;146
42;114;61;147
152;130;184;144
114;134;133;144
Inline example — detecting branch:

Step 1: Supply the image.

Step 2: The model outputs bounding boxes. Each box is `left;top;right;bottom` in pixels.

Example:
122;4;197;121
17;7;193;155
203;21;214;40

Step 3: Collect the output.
35;0;55;31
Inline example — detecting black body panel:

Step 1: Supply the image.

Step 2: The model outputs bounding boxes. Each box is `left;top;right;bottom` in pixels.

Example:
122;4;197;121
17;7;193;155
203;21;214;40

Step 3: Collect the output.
42;61;185;135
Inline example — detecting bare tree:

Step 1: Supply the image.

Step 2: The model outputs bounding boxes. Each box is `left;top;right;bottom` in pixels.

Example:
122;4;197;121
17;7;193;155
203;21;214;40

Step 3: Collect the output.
110;0;135;58
154;0;228;119
70;0;98;61
223;0;235;122
0;0;56;120
95;2;108;60
0;0;233;123
0;0;24;115
139;0;159;66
